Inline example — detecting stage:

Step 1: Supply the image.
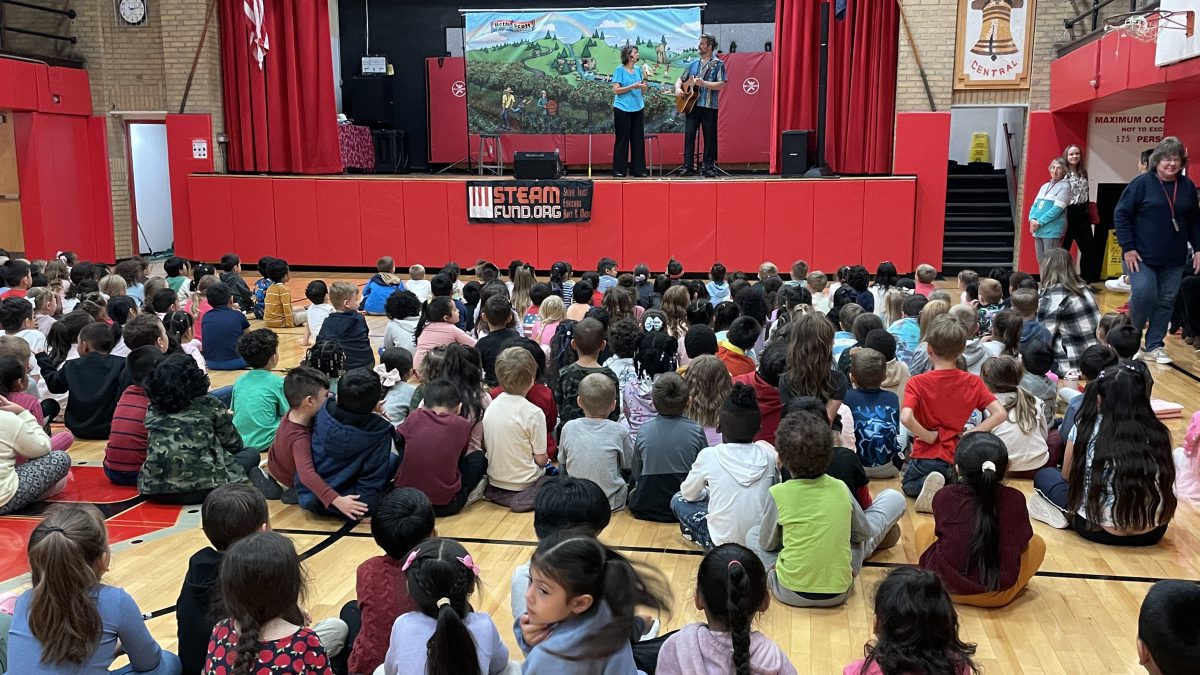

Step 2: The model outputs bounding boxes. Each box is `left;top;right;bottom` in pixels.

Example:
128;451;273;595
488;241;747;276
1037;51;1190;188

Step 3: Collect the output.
181;171;926;273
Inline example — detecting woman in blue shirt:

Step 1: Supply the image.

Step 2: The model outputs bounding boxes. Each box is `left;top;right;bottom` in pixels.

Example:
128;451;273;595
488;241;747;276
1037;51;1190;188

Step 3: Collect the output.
1029;158;1072;263
611;45;647;178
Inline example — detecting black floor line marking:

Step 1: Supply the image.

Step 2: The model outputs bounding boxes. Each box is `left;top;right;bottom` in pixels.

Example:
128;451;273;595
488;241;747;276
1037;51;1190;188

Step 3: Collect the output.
1168;361;1200;384
272;527;1200;585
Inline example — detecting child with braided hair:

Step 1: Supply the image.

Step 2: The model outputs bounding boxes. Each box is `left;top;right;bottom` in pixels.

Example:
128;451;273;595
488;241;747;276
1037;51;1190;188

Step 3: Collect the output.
657;543;797;674
382;538;511;675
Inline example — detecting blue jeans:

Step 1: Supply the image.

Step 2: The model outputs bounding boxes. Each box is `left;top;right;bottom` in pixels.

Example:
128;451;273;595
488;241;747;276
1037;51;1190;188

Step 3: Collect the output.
901;458;954;497
670;493;713;549
209;385;233;408
1033;467;1070;508
112;650;181;675
1129;262;1186;350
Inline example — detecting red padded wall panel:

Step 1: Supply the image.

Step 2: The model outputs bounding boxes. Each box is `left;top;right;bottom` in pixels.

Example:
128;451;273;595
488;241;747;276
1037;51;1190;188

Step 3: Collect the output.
230;178;277;262
619;183;666;270
445;183;494;267
537;223;578;271
578;182;625;270
165;114;214;260
403;182;450;266
272;180;321;265
188;177;234;261
861;180;916;272
314;180;362;267
894;113;950;270
715;181;765;269
811;180;865;271
763;181;815;271
668;183;717;271
359;181;408;268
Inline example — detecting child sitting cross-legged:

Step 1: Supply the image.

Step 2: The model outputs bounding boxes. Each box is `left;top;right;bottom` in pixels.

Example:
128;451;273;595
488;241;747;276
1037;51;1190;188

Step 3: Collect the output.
783;397;873;509
318;281;374;370
559;372;634;511
555;317;621;429
918;432;1044;608
488;338;558;461
175;484;269;674
657;543;797;675
981;356;1051;478
629;372;707;522
716;316;760;378
482;346;548;512
758;409;905;607
262;257;306;328
476;294;521;387
845;347;902;479
396;378;487;516
200;282;250;371
342;488;435;675
377;346;416;424
231;328;288;452
901;315;1007;513
299;366;397;519
218;252;255;313
103;346;163;486
302;280;333;347
40;322;127;440
139;353;259;504
672;383;779;550
382;290;421;355
360;255;405;316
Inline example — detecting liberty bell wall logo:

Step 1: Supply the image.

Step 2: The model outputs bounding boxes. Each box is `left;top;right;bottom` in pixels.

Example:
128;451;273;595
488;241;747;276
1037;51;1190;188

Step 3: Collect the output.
970;0;1021;61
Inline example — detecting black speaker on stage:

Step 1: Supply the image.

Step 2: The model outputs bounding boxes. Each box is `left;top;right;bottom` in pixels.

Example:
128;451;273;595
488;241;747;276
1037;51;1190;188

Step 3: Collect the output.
781;130;814;177
345;76;393;125
514;151;562;180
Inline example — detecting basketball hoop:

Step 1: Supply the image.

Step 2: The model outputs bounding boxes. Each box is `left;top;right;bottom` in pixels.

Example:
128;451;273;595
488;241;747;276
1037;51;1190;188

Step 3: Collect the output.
1104;9;1195;43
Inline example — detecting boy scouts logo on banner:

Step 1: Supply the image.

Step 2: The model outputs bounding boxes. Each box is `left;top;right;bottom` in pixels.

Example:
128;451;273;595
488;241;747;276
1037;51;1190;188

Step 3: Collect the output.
467;180;593;223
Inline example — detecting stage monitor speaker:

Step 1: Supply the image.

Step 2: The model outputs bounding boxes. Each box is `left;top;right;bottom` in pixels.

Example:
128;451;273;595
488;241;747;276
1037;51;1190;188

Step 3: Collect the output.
781;130;814;177
514;151;562;180
345;76;394;124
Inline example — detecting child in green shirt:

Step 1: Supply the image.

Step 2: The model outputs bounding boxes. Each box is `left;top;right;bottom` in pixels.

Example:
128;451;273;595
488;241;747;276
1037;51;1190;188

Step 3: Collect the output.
231;329;288;451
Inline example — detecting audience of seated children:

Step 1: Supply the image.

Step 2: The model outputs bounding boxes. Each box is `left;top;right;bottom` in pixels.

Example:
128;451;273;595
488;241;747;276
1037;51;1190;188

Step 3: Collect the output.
732;341;786;445
382;537;511;675
476;294;521;386
205;531;347;672
803;271;829;313
622;330;678;443
981;356;1050;477
317;281;374;370
201;283;250;370
1031;365;1177;545
261;257;305;328
103;346;163;486
40;322;126;440
672;384;777;550
844;567;979;675
139;353;257;504
603;317;640;391
1137;580;1200;675
377;346;416;424
360;256;406;315
657;543;796;675
175;484;268;674
230;329;287;454
395;378;486;516
516;533;669;674
300;366;397;518
1019;339;1058;426
887;294;925;364
7;505;180;674
164;256;192;300
218;253;254;312
531;294;566;349
560;373;634;511
302;280;333;347
917;432;1044;608
413;296;476;373
1011;289;1052;347
957;269;979;306
406;264;432;302
382;290;421;354
555;317;621;429
716;316;760;378
150;287;178;319
565;279;595;322
836;313;884;376
337;488;434;674
758;408;904;607
1107;324;1155;398
901;315;1007;511
981;308;1022;360
845;348;902;479
482;346;548;512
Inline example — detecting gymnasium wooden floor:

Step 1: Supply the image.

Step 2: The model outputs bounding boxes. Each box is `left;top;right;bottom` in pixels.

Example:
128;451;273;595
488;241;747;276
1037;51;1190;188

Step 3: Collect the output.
4;272;1199;674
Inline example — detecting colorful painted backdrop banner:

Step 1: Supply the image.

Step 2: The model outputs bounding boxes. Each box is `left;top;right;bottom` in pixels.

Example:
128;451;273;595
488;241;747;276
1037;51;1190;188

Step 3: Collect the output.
954;0;1037;89
463;6;702;134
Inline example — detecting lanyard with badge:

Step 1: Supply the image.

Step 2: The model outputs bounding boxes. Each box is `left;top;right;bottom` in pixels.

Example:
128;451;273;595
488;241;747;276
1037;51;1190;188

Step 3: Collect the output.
1160;179;1179;232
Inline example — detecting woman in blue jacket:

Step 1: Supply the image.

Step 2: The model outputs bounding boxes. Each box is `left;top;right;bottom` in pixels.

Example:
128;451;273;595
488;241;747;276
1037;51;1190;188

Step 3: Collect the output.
1029;158;1072;263
1114;136;1200;364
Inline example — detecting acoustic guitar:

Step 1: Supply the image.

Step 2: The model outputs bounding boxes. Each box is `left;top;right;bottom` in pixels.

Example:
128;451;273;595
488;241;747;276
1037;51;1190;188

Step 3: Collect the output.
675;76;700;114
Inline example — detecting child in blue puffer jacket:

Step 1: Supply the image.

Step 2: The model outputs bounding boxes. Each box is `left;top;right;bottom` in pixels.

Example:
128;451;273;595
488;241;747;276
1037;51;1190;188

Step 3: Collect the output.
360;256;406;315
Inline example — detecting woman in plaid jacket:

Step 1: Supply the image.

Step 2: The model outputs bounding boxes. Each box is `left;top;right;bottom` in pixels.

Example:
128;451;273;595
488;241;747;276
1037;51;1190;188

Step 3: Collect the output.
1036;249;1100;373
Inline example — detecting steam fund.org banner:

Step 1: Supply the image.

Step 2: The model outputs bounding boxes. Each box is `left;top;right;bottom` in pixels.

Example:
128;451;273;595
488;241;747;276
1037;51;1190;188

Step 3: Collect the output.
467;180;594;223
463;6;702;135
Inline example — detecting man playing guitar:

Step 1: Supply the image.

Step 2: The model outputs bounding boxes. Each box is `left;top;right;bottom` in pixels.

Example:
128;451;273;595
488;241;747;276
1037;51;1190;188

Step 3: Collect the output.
675;33;727;177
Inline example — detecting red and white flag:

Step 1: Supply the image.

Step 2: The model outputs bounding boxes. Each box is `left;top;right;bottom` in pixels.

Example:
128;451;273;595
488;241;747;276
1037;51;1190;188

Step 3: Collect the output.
243;0;269;70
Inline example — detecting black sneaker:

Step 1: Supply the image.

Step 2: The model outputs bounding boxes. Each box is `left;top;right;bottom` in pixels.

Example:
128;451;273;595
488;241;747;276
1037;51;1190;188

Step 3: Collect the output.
281;487;299;504
249;467;284;500
678;168;697;177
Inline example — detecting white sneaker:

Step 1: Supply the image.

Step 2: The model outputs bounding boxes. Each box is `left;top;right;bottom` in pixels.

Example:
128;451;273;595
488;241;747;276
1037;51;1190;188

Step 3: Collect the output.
465;476;489;506
1028;491;1069;529
914;472;945;513
1104;276;1131;293
1137;347;1173;365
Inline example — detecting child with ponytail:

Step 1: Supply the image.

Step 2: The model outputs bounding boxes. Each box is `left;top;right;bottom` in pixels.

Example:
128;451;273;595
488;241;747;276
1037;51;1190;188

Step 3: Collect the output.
7;504;180;673
383;538;511;675
845;567;979;675
518;532;670;674
413;296;476;376
918;432;1044;608
163;310;206;374
981;356;1050;476
207;530;346;674
657;543;796;675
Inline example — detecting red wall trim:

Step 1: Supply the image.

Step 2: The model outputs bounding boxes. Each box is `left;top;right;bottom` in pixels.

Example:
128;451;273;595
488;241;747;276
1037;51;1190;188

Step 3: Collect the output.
894;112;951;269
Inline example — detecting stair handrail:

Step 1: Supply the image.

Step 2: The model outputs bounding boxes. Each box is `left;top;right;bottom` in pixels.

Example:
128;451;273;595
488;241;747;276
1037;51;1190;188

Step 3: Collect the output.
1002;122;1019;242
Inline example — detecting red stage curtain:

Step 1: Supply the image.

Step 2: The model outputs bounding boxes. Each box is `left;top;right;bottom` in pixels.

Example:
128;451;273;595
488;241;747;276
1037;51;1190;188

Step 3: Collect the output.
771;0;899;175
219;0;342;174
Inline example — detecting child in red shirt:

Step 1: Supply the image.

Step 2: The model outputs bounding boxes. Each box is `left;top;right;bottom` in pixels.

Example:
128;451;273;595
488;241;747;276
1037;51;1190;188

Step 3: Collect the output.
395;378;484;516
103;346;163;484
901;315;1006;512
